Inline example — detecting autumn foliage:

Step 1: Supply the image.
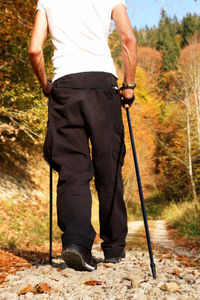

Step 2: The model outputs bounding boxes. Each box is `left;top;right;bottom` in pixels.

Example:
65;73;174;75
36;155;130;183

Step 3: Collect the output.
137;47;162;75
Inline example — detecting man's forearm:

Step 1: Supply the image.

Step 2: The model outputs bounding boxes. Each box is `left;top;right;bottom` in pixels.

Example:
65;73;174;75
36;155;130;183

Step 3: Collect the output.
112;4;137;86
29;10;48;90
29;50;47;89
121;36;137;84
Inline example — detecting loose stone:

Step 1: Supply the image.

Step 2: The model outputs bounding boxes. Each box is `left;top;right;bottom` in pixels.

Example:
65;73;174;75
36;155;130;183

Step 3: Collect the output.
160;282;180;292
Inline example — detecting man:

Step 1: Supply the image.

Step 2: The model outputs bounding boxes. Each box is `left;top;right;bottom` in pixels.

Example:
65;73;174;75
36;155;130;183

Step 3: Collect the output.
29;0;137;271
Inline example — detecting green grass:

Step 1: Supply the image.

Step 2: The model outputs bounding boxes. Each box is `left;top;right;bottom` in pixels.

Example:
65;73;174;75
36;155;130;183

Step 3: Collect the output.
0;232;6;244
127;190;200;240
162;201;200;239
127;191;169;221
0;198;62;249
0;188;100;250
144;192;170;220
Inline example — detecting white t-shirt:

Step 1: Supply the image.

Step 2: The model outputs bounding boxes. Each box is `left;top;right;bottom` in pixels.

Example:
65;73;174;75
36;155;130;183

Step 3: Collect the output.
37;0;126;82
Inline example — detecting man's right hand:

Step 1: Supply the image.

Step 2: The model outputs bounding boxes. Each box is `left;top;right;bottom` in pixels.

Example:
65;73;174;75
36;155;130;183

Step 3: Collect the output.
120;94;135;108
120;87;135;108
121;88;134;100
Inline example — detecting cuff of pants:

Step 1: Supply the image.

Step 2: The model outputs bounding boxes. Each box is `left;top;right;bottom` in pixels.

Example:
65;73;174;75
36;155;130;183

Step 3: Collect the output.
61;233;95;250
103;246;125;259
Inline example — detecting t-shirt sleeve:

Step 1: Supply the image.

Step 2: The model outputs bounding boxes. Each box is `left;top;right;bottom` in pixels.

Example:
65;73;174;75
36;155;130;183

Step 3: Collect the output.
36;0;46;13
111;0;127;11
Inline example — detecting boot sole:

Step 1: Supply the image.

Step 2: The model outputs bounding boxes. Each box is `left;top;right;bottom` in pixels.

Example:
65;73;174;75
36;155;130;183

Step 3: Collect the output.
104;257;123;263
62;248;96;271
104;251;126;263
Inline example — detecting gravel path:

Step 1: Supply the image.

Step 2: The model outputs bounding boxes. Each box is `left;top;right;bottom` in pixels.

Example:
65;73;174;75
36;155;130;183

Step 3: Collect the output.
0;221;200;300
152;220;174;249
126;221;143;244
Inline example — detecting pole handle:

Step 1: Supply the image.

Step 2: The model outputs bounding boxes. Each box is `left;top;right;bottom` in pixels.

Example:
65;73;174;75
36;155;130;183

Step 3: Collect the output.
125;104;129;109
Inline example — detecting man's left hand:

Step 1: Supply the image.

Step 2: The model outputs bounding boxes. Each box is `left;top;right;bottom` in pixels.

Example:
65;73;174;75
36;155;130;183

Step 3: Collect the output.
43;80;52;97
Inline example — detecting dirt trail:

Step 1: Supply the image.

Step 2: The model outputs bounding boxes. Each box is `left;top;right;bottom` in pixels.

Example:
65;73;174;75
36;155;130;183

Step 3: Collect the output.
127;220;144;243
150;220;200;259
128;220;200;258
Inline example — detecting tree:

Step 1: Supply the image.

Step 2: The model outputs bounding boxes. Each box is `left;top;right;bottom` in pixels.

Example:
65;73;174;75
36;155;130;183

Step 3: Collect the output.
155;41;200;203
0;1;53;148
137;47;162;75
180;42;200;148
0;0;54;169
157;10;181;71
179;42;200;203
133;26;158;48
181;13;200;47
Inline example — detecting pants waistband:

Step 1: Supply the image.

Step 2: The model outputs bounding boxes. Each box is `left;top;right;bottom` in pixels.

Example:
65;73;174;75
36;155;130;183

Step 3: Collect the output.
52;72;118;89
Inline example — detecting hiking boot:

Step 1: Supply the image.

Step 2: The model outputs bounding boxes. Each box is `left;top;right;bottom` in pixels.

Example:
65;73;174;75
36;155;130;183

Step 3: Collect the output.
104;250;126;263
61;244;97;271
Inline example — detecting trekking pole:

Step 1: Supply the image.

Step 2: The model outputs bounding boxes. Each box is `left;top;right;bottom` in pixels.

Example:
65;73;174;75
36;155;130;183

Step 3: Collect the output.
49;163;53;265
125;104;156;279
43;88;53;265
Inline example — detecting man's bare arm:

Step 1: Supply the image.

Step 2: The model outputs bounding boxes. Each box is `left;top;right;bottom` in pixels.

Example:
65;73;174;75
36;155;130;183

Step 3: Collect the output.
29;10;50;94
112;4;137;100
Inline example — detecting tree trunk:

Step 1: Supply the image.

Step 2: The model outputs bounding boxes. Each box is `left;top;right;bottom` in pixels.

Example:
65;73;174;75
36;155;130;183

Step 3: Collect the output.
192;60;200;148
185;90;198;205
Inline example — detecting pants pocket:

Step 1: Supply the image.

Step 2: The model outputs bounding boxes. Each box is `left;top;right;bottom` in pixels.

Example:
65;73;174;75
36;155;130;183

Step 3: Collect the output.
112;126;126;165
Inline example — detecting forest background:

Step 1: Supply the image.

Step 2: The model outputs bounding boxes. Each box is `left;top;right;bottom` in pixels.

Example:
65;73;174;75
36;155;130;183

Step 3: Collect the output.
0;0;200;251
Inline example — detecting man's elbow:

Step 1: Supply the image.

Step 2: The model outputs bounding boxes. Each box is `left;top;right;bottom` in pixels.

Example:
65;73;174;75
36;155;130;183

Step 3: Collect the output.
121;33;136;48
28;45;42;58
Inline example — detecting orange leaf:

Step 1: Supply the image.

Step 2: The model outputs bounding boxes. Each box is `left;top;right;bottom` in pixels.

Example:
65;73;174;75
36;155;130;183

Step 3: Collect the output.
172;269;180;276
84;280;102;286
18;284;33;295
34;283;51;294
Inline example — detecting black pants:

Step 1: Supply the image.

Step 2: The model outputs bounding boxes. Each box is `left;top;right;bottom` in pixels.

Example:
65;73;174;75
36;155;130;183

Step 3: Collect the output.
44;72;127;258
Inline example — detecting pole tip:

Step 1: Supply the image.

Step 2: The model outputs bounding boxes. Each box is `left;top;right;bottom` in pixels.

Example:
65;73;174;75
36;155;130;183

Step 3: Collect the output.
151;263;156;279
